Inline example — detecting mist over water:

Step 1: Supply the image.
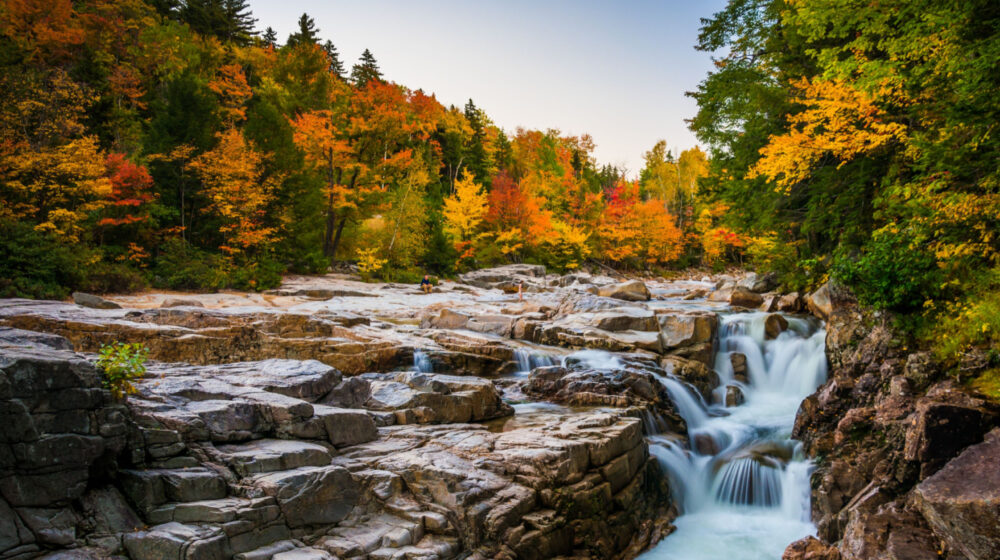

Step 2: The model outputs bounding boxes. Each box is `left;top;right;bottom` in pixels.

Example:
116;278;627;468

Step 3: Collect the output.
641;312;827;560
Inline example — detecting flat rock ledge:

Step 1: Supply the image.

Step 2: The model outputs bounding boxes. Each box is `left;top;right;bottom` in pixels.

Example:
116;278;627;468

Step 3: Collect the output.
0;329;674;560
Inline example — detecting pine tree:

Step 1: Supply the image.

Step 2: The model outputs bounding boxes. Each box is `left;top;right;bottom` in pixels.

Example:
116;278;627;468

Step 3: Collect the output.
323;40;345;78
262;26;278;48
286;13;319;47
351;49;383;87
179;0;256;46
464;99;491;183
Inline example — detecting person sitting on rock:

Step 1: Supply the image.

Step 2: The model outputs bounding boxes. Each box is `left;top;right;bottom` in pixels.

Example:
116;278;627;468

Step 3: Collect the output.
420;275;433;294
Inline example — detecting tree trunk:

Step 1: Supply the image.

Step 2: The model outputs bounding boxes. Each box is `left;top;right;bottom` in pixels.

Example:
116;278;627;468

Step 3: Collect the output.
329;169;358;261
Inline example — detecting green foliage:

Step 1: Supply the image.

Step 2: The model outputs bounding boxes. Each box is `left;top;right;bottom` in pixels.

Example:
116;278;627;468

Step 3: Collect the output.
0;220;90;299
924;270;1000;364
79;262;149;294
832;228;941;312
95;342;149;401
152;239;229;291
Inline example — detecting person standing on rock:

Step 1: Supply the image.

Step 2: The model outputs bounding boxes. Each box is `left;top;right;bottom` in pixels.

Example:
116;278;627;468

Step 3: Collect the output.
421;275;433;294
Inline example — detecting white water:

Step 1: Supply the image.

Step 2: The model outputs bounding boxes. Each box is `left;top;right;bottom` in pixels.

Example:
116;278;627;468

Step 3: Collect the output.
641;312;827;560
413;349;433;373
513;348;557;375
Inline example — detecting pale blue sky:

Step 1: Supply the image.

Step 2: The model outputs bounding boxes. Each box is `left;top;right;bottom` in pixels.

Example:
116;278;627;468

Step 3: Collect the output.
248;0;728;175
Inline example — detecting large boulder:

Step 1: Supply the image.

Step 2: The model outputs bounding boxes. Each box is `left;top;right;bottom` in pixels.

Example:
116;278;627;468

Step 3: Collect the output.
590;307;658;332
597;281;651;302
914;428;1000;560
806;283;833;320
764;314;788;339
738;272;777;293
458;264;546;289
783;536;842;559
729;287;764;309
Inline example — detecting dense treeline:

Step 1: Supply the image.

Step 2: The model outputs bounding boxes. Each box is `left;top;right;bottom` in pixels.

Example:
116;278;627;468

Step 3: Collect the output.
693;0;1000;384
0;0;713;298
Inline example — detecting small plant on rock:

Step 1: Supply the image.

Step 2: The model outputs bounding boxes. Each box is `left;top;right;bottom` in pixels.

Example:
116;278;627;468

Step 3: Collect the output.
95;342;149;400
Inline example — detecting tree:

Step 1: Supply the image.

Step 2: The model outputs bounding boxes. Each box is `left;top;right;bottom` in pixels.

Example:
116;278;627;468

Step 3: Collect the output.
262;26;278;47
322;40;345;78
185;129;280;258
179;0;257;45
351;49;383;87
443;170;487;245
286;13;319;47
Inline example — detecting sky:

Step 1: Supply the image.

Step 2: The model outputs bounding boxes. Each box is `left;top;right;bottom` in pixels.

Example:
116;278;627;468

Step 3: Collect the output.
247;0;729;175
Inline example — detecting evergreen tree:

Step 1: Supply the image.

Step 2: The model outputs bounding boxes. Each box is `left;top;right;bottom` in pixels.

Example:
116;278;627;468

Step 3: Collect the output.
149;0;181;19
351;49;383;87
179;0;256;45
323;40;345;78
286;13;319;47
262;27;278;48
463;99;491;184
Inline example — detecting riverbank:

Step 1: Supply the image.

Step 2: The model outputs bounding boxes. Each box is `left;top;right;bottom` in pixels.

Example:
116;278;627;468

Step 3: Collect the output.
1;265;997;559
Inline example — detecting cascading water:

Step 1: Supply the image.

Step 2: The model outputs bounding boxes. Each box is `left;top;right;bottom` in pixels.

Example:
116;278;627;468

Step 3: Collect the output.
641;312;827;559
413;349;433;373
514;348;557;375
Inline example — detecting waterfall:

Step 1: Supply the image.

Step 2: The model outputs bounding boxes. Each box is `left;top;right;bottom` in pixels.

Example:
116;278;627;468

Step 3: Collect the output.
413;349;433;373
514;348;556;375
642;312;826;559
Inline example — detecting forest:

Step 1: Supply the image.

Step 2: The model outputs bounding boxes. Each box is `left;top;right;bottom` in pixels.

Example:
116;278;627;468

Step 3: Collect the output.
1;0;998;383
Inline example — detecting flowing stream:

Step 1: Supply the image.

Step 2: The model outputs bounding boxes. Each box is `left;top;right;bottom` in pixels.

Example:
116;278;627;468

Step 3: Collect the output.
640;312;827;560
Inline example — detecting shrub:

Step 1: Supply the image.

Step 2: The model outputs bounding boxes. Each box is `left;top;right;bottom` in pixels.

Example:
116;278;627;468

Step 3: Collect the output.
95;342;150;400
80;262;148;294
152;238;228;291
0;219;91;299
832;227;941;312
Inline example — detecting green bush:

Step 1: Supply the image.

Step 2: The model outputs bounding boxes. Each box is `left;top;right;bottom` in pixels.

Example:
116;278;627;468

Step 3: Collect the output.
0;219;90;299
152;239;229;291
80;261;148;294
227;257;284;291
95;342;149;400
832;228;941;312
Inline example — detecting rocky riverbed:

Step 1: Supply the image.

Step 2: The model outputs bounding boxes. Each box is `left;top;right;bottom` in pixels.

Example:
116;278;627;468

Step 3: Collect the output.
0;265;997;560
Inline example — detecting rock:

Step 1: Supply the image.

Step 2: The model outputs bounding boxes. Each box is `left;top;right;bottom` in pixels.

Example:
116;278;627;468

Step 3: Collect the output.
214;440;333;476
806;283;833;320
661;356;718;400
591;307;658;332
738;272;777;293
730;353;748;382
914;428;1000;560
323;371;512;425
903;394;994;478
250;465;358;528
458;264;546;289
160;298;205;308
124;522;231;560
729;287;764;308
777;292;802;313
0;326;73;350
421;308;470;330
725;386;744;407
764;314;788;339
783;536;842;560
597;280;651;302
657;312;717;352
839;501;940;560
707;286;733;302
72;292;121;310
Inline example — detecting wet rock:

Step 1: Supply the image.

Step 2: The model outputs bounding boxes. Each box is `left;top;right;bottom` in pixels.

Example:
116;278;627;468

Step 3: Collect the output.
783;536;842;559
729;287;764;308
72;292;121;310
658;312;717;352
597;280;651;302
839;501;940;560
914;428;1000;560
764;314;788;339
725;385;744;407
661;356;718;400
730;353;748;382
